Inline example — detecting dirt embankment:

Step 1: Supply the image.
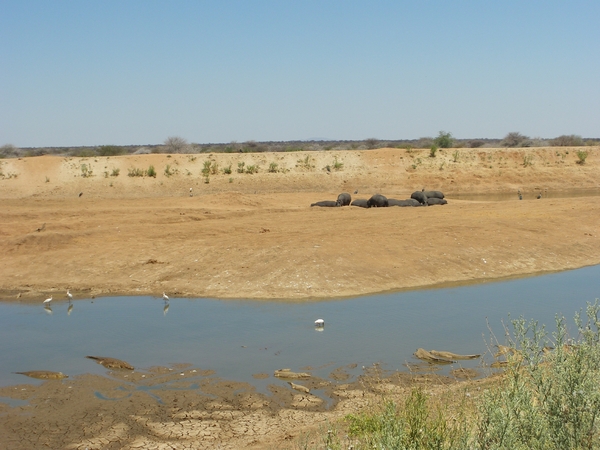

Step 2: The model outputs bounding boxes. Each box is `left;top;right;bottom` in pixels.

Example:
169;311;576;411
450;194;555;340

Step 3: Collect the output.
0;146;599;301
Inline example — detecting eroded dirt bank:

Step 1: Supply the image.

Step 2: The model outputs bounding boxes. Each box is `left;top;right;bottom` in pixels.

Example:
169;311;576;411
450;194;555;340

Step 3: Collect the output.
0;147;599;301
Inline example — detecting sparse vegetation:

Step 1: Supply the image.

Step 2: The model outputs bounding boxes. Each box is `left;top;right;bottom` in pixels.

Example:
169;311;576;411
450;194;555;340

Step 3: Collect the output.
210;161;219;175
245;164;258;174
128;167;145;177
164;164;176;177
429;145;438;157
297;155;314;170
202;161;211;177
453;150;460;162
146;165;156;178
111;168;120;177
80;163;93;178
332;156;343;170
223;164;232;175
470;140;485;148
523;154;534;167
268;162;278;173
237;162;245;173
309;301;600;450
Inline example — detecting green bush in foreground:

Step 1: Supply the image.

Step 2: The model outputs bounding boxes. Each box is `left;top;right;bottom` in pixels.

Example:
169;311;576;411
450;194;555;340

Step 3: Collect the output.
309;300;600;450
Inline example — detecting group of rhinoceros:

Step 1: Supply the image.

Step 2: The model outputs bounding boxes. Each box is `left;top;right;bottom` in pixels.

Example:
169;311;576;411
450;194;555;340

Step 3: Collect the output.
311;190;448;208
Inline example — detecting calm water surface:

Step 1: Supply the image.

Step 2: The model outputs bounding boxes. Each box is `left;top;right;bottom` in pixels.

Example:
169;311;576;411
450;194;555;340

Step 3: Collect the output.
1;266;598;393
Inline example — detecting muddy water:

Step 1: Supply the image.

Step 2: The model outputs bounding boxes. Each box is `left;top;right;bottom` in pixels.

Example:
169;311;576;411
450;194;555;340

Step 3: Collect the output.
450;188;600;201
0;265;599;396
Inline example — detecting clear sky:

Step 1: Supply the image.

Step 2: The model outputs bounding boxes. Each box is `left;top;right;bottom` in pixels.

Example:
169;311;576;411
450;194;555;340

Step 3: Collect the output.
1;1;599;147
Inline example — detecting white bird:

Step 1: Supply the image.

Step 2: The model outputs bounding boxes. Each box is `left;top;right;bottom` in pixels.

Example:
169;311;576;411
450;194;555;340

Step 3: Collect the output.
43;295;53;305
314;319;325;327
162;292;169;301
66;290;73;301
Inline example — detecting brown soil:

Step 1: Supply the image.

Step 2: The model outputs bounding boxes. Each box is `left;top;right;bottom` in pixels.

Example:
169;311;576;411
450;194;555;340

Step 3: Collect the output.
0;146;598;448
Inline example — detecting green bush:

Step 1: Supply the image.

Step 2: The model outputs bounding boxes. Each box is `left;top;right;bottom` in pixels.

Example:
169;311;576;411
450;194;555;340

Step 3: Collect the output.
245;164;258;174
430;145;438;157
146;165;156;178
223;164;232;175
551;135;584;147
80;164;93;177
268;162;278;173
333;156;343;170
202;160;211;177
237;162;245;173
434;131;454;149
576;150;588;165
111;168;120;177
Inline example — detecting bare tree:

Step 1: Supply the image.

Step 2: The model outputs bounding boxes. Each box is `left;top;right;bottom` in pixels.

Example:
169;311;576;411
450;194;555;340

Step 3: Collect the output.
365;138;379;149
501;132;530;148
163;136;189;153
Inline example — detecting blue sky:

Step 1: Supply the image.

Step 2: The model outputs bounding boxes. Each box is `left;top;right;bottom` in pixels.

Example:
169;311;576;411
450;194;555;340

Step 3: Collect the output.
1;1;598;147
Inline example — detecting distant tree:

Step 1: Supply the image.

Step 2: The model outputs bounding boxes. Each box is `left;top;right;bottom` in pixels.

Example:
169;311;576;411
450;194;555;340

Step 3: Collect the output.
470;140;485;148
433;131;454;149
551;135;584;147
501;132;530;148
97;145;125;156
0;144;19;158
365;138;379;149
164;136;189;153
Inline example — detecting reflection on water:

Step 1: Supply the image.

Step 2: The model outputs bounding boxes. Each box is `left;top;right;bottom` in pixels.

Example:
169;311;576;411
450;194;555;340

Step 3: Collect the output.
0;265;599;397
450;188;600;201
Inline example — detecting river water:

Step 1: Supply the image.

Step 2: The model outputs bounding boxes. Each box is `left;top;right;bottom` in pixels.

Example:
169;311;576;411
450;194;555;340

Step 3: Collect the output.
1;265;599;394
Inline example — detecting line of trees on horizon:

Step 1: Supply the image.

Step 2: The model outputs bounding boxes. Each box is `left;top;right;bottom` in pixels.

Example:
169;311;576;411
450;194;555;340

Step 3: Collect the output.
1;132;598;159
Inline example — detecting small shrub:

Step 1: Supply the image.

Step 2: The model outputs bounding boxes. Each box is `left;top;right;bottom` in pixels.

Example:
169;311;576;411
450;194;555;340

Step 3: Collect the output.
128;167;145;177
430;145;438;157
80;164;93;177
576;150;588;165
111;168;120;177
223;164;232;175
453;150;460;162
245;164;258;174
202;161;211;177
297;155;314;170
210;161;219;175
228;177;233;183
523;154;533;167
237;162;245;173
164;165;174;177
146;165;156;178
333;156;343;170
268;162;278;173
470;140;485;148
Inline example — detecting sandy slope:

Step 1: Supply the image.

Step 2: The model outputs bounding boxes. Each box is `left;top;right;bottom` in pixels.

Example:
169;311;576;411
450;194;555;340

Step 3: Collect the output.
0;146;599;302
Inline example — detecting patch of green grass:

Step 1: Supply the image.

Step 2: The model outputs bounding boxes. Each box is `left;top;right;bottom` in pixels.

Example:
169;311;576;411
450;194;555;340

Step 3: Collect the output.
332;156;343;170
146;165;156;178
268;162;278;173
245;164;258;174
128;167;145;177
111;168;120;177
222;164;232;175
202;160;211;177
430;145;438;157
237;162;245;173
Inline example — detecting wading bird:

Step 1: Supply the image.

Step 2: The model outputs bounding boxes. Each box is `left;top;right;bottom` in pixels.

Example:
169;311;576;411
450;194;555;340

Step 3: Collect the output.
163;292;170;301
43;295;52;305
314;319;325;328
67;290;73;302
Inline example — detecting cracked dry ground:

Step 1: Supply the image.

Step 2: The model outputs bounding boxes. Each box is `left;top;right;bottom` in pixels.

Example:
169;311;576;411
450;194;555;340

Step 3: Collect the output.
0;363;493;449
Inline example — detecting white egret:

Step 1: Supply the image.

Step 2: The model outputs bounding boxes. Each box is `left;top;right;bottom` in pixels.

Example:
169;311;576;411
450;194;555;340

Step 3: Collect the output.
163;292;169;301
66;290;73;301
314;318;325;328
43;295;53;305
